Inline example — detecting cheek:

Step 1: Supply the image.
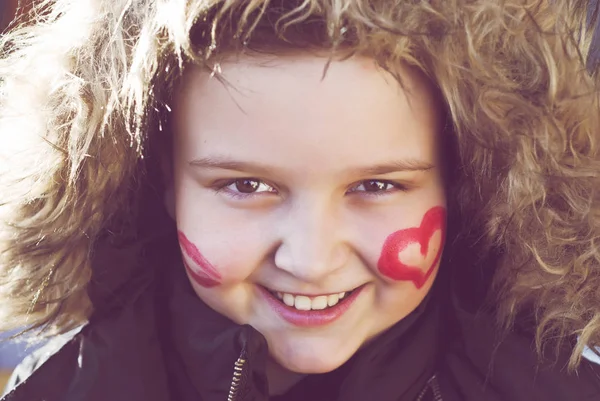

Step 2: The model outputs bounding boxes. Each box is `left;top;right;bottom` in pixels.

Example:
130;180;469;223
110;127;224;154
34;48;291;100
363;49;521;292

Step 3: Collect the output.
174;186;261;288
376;206;446;289
178;231;223;288
178;228;265;289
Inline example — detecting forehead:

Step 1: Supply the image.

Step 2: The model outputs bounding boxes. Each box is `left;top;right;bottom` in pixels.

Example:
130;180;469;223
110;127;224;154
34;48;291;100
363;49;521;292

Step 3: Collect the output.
172;55;442;173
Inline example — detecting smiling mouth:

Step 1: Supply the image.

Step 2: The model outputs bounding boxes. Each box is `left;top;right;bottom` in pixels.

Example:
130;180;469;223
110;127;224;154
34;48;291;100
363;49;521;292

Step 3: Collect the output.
259;285;365;327
264;287;359;311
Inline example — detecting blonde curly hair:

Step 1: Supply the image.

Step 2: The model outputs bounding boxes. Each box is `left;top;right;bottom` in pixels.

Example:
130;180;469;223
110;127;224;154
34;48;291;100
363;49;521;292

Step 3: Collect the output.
0;0;599;370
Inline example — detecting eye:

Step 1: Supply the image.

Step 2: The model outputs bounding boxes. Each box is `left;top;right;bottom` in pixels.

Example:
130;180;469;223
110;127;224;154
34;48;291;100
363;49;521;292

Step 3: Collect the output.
348;180;405;195
224;179;276;195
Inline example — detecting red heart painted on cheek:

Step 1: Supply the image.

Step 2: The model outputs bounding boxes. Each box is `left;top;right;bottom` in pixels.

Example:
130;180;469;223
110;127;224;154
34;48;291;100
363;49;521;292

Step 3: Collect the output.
377;206;446;289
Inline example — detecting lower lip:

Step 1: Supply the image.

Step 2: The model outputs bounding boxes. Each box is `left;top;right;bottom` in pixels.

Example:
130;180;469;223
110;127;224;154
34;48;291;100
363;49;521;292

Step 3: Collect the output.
259;286;364;328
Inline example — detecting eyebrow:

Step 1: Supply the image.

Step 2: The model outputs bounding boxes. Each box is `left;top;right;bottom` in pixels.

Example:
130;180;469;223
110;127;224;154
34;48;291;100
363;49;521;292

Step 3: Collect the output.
189;156;434;176
351;159;434;175
189;157;274;175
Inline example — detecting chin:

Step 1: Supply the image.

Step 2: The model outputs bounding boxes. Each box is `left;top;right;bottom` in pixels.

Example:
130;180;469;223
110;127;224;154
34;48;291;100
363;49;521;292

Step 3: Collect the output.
268;335;360;374
274;352;346;374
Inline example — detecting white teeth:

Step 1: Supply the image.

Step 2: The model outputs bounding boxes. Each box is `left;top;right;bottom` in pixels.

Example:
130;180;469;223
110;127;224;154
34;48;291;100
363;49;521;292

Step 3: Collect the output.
327;294;340;307
311;296;328;310
272;291;350;310
294;295;311;311
283;293;295;307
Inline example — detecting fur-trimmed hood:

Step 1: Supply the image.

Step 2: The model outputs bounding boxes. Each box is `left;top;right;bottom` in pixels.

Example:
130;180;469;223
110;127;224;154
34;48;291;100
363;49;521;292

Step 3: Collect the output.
0;0;599;369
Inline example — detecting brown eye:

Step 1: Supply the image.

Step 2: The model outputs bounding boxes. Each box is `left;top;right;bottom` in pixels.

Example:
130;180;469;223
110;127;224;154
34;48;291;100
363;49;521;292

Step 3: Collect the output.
361;180;390;192
354;180;394;193
226;179;276;194
347;180;407;196
235;179;261;193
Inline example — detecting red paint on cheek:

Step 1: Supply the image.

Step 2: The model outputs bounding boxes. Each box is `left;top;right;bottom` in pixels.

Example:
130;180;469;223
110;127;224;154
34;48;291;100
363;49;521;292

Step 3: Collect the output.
178;231;222;288
377;206;446;289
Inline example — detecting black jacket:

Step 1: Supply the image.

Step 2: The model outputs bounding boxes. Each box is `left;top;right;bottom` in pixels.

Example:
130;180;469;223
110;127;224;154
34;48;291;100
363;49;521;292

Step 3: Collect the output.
1;221;600;401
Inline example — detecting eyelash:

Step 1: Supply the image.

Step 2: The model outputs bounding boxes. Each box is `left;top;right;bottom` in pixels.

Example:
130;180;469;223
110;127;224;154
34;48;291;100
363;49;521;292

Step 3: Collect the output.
346;180;407;196
215;179;277;200
214;178;408;199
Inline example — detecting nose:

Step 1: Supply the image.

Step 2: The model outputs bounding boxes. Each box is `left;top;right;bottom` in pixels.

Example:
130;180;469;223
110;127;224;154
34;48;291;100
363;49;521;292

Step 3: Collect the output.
273;199;349;283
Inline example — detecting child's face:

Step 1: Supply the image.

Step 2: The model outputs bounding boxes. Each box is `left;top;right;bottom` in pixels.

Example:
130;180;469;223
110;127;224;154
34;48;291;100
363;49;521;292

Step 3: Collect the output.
170;55;446;374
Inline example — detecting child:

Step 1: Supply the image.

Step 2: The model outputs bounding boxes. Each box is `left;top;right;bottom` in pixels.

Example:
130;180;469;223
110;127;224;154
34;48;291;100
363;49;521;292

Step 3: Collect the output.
0;0;599;400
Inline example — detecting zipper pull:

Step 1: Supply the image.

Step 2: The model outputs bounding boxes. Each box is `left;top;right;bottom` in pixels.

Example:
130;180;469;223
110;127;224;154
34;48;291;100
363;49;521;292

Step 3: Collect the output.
227;354;247;401
229;325;269;401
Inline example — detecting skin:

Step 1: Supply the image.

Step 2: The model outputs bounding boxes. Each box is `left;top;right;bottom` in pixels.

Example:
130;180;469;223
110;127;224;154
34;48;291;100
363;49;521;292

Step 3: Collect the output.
167;55;446;394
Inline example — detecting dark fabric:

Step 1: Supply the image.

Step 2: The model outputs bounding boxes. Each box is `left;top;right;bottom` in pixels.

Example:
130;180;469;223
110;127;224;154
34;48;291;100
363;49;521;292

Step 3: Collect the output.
2;193;600;401
3;227;600;401
438;306;600;401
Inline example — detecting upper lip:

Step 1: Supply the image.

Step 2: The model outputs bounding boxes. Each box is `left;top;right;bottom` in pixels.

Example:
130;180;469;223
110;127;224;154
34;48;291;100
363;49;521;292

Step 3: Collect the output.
260;284;364;297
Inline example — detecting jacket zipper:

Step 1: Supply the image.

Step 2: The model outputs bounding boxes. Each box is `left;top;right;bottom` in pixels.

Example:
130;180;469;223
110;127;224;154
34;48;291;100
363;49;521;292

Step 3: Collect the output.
227;355;247;401
416;375;443;401
429;375;443;401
